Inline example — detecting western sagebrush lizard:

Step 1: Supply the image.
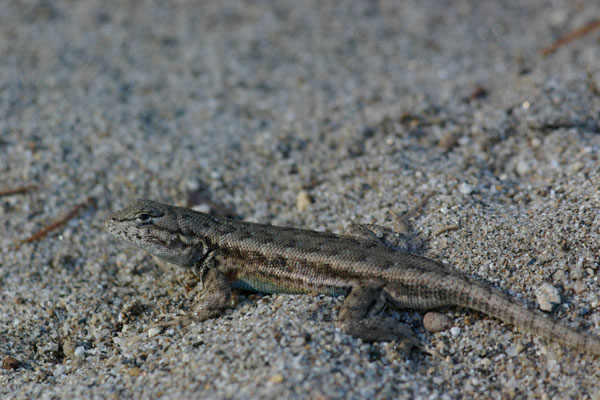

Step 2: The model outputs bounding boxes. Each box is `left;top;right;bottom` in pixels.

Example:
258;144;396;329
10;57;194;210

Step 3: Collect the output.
105;199;600;355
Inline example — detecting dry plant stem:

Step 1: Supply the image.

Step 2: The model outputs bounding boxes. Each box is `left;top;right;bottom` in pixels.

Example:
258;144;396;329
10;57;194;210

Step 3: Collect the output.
541;19;600;57
0;185;37;196
21;197;96;243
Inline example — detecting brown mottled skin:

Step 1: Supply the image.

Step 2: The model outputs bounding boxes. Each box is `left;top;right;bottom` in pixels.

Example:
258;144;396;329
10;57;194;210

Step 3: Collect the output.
105;199;600;355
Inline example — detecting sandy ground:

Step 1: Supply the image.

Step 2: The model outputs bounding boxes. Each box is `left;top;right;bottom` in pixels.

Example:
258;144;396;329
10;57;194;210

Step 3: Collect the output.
2;1;600;398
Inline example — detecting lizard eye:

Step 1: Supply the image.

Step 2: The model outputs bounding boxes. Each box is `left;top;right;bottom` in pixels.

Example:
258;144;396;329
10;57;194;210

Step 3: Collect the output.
137;213;152;222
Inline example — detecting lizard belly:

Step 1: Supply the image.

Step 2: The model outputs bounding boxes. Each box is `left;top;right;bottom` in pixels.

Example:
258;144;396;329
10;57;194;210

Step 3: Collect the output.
231;275;347;296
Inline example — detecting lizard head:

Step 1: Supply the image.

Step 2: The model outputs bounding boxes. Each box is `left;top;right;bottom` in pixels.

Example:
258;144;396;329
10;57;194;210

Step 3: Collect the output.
105;199;210;267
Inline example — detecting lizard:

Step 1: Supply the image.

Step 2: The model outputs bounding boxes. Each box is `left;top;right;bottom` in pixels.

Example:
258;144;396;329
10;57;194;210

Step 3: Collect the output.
105;199;600;355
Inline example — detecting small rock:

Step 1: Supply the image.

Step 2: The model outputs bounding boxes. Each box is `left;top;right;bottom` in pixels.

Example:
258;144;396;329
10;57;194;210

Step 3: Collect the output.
62;339;76;358
516;160;530;176
74;346;86;358
478;357;492;368
536;283;561;312
2;356;21;370
185;179;201;192
450;327;461;337
546;358;561;374
569;161;584;173
122;300;145;318
458;182;472;195
423;312;452;333
506;343;524;357
53;365;65;377
552;269;565;282
268;374;284;384
572;264;583;279
273;296;286;309
573;281;587;294
296;190;311;212
105;355;119;367
147;327;162;338
437;131;459;151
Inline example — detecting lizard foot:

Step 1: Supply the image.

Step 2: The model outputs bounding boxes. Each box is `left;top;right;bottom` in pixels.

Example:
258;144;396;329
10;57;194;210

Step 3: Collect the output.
338;316;420;346
149;314;192;332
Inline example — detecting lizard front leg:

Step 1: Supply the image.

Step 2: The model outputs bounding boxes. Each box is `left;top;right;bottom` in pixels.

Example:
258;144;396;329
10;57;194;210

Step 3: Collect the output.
151;252;231;330
337;284;421;350
189;264;232;322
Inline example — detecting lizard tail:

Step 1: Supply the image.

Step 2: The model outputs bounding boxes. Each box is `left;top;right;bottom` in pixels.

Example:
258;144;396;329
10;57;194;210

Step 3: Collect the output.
461;279;600;356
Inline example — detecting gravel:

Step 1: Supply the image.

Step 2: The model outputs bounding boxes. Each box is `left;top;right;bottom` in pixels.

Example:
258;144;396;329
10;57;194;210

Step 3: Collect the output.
2;0;600;398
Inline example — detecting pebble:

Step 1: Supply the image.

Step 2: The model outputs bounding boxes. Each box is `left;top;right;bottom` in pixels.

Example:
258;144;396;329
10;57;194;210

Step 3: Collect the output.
573;281;587;295
296;190;312;212
268;374;284;384
478;358;492;368
437;131;459;151
450;327;461;337
2;1;600;399
74;346;86;358
552;269;566;282
536;283;561;312
505;343;524;357
423;312;452;333
147;327;162;338
458;182;472;195
2;356;21;370
516;160;530;176
62;339;76;358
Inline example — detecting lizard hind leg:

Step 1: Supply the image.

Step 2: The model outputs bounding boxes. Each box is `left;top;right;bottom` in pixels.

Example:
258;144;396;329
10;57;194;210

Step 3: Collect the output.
344;223;421;254
337;285;421;351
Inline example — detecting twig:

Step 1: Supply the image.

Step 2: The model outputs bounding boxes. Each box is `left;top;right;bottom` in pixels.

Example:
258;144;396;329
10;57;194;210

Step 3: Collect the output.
21;197;96;243
393;191;436;235
403;191;437;220
434;224;460;236
0;185;37;196
541;19;600;57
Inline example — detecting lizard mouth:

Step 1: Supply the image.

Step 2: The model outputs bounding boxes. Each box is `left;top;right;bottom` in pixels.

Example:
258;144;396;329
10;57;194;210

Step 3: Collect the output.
104;218;120;235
